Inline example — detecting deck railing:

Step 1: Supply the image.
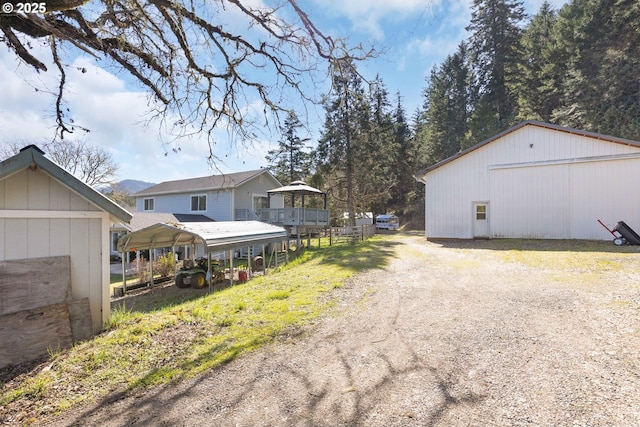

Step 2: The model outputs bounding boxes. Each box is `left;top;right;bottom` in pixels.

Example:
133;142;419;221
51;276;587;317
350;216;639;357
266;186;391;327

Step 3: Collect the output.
256;207;330;226
234;209;261;221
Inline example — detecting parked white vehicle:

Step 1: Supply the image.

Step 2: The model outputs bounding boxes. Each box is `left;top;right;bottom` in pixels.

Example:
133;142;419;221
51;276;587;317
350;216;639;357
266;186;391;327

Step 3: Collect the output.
375;214;399;230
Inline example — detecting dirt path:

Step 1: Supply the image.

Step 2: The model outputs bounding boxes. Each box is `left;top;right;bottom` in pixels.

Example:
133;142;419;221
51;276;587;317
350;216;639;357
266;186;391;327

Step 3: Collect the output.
50;234;640;426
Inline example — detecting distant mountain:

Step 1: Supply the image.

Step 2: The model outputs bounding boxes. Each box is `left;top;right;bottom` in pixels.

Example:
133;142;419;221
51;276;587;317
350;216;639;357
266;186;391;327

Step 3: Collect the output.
112;179;156;194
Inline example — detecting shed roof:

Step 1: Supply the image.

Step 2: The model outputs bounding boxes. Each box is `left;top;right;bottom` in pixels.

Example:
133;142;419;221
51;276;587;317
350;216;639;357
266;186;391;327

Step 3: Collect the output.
414;121;640;180
0;145;132;223
135;169;280;197
117;221;288;253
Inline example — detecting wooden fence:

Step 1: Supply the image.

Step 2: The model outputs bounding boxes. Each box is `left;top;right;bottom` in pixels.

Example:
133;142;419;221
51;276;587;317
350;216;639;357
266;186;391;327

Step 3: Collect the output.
329;225;376;245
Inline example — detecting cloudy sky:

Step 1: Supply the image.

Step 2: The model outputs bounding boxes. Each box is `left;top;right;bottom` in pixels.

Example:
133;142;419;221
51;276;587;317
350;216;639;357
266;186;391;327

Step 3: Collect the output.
0;0;566;185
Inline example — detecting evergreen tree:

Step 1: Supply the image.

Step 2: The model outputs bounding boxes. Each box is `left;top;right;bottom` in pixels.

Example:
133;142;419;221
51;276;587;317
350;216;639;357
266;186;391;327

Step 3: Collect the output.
515;1;560;122
266;112;311;185
363;76;397;215
391;92;418;208
418;43;475;166
316;60;370;225
467;0;526;139
551;0;640;140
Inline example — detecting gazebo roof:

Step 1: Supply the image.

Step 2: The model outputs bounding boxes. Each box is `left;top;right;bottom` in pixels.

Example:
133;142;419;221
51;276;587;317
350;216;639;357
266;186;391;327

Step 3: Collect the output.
267;180;324;196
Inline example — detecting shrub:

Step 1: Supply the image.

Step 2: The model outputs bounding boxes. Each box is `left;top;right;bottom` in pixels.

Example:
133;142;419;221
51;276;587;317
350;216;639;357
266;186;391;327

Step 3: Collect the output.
154;252;176;278
131;256;149;283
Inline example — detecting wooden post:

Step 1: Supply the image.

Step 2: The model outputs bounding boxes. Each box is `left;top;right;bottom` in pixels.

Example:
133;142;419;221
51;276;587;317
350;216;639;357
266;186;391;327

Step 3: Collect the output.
172;245;177;279
207;252;212;292
229;250;234;286
274;243;278;269
121;252;127;294
247;245;252;278
149;248;154;287
285;240;289;263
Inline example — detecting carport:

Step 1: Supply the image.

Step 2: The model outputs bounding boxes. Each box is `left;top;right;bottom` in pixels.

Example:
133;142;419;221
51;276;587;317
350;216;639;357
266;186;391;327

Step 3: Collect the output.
117;221;289;293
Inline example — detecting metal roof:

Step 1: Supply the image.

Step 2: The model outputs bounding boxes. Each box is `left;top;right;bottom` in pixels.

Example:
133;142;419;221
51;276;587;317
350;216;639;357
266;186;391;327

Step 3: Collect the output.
268;181;325;195
134;169;280;197
117;221;288;253
0;145;132;223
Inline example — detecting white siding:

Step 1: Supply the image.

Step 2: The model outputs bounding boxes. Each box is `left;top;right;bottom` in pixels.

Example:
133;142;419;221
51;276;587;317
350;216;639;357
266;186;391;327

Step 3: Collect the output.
568;157;640;239
235;174;284;211
137;191;234;220
424;124;640;239
207;191;234;220
1;168;109;331
134;172;283;219
490;164;570;238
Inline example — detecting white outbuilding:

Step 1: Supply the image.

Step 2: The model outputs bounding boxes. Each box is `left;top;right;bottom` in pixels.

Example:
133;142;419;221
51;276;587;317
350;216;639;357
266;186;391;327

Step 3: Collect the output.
1;145;132;367
414;121;640;240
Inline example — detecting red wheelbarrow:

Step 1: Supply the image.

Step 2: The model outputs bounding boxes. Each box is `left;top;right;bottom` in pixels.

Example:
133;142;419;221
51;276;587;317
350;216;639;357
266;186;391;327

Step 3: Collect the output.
598;219;640;246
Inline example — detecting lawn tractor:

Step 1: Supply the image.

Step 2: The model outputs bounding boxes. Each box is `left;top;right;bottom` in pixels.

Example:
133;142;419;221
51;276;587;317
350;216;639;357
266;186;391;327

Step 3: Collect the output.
175;257;223;289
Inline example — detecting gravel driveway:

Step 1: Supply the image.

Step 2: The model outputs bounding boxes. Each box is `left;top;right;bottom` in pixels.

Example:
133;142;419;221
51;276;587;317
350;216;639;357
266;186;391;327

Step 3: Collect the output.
52;234;640;426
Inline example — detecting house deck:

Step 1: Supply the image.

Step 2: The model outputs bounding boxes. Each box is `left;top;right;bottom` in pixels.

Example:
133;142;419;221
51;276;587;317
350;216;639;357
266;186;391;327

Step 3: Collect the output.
236;208;330;227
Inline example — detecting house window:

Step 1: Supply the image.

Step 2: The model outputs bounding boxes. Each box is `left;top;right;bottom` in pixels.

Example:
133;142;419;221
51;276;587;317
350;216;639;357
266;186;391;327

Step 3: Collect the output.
253;195;269;210
143;198;155;211
476;205;487;220
111;231;125;252
191;194;207;211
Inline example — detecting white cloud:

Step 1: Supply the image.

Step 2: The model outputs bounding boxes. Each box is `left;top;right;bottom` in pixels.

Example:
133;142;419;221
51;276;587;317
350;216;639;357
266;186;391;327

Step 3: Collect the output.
0;46;271;183
311;0;435;40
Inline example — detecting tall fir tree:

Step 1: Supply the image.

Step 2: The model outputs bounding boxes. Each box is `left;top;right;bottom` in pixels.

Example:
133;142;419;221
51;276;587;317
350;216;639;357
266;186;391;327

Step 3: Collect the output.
466;0;526;140
418;43;475;166
266;112;312;187
364;76;397;214
515;1;560;122
551;0;640;140
316;60;370;225
391;92;418;208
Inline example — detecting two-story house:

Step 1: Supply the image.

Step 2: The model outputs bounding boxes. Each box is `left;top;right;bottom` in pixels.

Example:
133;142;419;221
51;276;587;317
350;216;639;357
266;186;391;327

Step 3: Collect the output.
134;169;285;220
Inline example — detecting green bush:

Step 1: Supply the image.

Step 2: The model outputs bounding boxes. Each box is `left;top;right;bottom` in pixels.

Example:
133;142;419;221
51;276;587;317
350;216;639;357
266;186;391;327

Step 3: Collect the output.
154;252;176;278
131;256;149;283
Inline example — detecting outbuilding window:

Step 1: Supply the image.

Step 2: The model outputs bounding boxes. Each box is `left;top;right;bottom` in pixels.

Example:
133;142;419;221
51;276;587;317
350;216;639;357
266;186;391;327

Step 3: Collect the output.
476;205;487;220
191;194;207;211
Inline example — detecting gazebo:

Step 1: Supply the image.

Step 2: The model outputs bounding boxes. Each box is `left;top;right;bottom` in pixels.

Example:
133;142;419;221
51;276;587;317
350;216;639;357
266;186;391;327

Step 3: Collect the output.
253;181;330;247
252;181;329;227
267;180;327;209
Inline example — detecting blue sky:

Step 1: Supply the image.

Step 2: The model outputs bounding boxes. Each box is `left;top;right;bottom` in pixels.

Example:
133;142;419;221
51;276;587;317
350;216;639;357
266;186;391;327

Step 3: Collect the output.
0;0;566;184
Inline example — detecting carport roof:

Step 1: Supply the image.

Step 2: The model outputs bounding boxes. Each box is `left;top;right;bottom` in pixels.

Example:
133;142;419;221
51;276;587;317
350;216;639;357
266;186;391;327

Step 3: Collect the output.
117;221;288;253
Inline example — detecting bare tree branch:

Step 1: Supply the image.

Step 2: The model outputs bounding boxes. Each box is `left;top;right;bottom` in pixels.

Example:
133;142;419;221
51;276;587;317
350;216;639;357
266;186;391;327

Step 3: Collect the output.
0;0;377;152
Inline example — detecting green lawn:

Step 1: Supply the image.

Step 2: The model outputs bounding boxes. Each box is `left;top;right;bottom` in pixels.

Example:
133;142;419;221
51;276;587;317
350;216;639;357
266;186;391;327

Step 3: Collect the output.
1;235;395;423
